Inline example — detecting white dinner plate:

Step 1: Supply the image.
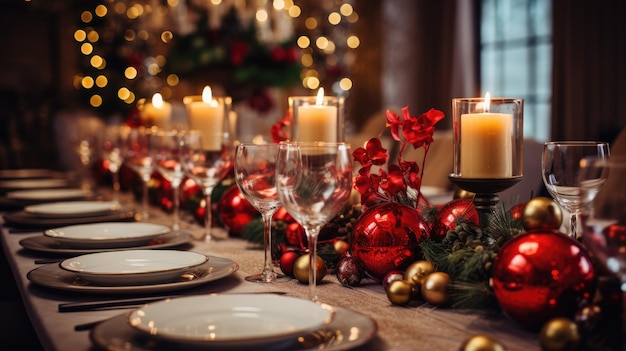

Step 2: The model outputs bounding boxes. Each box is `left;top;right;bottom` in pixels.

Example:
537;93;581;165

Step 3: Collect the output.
6;188;91;201
25;201;121;218
27;256;238;294
0;178;68;190
92;305;377;351
60;250;209;286
44;222;171;249
0;168;61;179
127;294;335;348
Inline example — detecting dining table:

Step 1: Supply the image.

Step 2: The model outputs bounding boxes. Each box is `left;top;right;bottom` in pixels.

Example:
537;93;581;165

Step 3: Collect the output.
0;188;540;351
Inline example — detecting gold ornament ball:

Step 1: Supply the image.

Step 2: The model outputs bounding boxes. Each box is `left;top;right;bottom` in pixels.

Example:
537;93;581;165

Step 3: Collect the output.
539;317;580;351
421;272;450;306
387;279;413;305
453;187;475;200
459;335;506;351
293;254;327;284
404;260;436;287
522;197;563;231
334;239;350;256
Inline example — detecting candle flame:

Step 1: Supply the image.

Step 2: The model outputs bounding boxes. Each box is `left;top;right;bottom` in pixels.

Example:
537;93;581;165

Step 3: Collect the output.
202;86;213;103
316;88;324;105
152;93;164;108
483;92;491;113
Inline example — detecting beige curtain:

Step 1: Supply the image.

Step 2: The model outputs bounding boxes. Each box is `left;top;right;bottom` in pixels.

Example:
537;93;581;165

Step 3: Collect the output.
551;0;626;143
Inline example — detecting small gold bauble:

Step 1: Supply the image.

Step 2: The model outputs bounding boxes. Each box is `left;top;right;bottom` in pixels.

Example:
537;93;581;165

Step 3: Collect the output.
404;260;436;287
334;239;350;256
293;254;327;284
522;197;563;231
459;335;506;351
454;187;475;200
421;272;450;306
539;317;580;351
387;279;413;305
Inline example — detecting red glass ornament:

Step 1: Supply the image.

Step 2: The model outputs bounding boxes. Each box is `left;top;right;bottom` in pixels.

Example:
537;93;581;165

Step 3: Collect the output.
432;198;479;240
491;230;596;330
350;203;430;281
510;202;526;221
218;185;259;236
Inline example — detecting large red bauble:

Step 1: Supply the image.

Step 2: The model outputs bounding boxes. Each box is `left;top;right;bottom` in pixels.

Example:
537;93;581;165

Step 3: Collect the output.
218;185;259;236
350;203;430;281
432;198;479;240
491;230;596;330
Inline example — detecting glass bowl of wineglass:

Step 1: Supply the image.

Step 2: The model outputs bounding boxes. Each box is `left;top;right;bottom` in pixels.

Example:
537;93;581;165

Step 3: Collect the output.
541;141;610;238
275;141;353;301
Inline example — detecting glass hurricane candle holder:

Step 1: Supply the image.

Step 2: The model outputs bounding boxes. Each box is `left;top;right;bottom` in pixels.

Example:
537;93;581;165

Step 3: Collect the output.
288;88;345;143
449;96;524;217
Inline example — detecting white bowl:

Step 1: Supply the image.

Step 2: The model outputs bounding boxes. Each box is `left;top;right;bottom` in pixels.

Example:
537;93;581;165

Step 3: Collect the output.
60;250;208;286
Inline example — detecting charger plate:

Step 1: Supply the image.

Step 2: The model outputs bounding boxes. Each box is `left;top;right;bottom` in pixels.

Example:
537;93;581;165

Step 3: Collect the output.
128;294;335;348
27;256;238;294
91;305;377;351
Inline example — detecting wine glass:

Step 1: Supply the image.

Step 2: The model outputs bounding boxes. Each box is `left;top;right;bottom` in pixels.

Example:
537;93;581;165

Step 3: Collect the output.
180;131;233;241
275;141;353;301
99;125;126;204
151;129;185;231
580;155;626;349
123;126;155;220
541;141;610;238
234;143;289;283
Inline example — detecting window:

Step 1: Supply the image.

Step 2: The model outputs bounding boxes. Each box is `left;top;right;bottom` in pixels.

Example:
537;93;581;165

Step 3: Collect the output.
481;0;552;141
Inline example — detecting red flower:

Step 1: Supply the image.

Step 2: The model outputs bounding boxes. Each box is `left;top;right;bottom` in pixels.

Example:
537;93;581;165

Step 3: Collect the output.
353;107;445;209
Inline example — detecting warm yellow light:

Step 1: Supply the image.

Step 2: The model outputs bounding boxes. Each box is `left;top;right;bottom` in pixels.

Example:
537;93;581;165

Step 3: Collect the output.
114;2;126;14
347;35;360;48
81;76;94;89
202;86;214;104
340;3;353;16
305;17;317;29
315;87;324;105
167;74;180;86
273;0;285;10
124;91;136;104
125;67;138;79
95;4;107;17
90;55;104;69
127;6;140;19
95;75;108;88
339;78;353;91
347;12;359;23
87;30;99;42
297;36;310;48
156;55;166;66
138;30;149;40
90;95;102;107
161;31;173;43
288;5;300;17
147;63;160;75
80;43;93;55
72;75;82;89
74;29;86;42
303;76;320;90
328;12;341;25
256;9;268;22
301;53;313;67
81;11;93;23
316;36;329;50
210;0;222;4
168;0;179;6
118;87;130;100
124;29;136;41
161;87;172;100
323;41;335;54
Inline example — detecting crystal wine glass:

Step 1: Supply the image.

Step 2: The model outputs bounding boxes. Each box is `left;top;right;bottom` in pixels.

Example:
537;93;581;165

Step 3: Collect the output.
234;143;289;283
541;141;610;238
580;155;625;349
123;126;155;220
151;129;185;231
99;125;126;204
180;131;233;241
275;141;353;301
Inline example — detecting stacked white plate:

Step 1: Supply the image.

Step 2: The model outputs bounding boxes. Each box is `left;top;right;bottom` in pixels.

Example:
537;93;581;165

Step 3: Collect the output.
44;222;171;249
6;188;91;202
25;201;122;218
59;250;209;286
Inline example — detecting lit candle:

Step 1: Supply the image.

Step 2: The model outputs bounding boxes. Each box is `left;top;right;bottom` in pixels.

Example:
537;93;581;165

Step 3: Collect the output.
460;93;513;178
297;88;338;142
186;86;224;150
141;93;172;129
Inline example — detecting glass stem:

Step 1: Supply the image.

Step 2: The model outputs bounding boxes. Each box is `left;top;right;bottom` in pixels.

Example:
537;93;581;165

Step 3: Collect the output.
570;211;578;239
261;210;278;282
307;227;320;302
141;177;150;219
171;181;181;231
112;171;120;204
203;188;214;242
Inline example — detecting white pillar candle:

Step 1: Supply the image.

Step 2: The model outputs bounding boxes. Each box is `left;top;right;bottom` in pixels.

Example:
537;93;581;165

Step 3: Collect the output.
186;86;224;150
297;88;338;142
460;95;513;178
141;93;172;129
